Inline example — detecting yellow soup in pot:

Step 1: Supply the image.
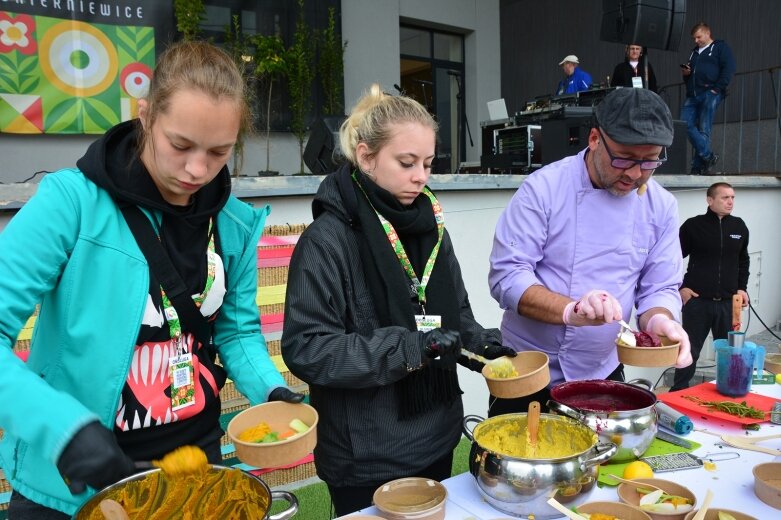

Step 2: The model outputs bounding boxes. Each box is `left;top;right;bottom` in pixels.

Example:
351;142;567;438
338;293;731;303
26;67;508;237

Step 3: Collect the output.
474;415;596;459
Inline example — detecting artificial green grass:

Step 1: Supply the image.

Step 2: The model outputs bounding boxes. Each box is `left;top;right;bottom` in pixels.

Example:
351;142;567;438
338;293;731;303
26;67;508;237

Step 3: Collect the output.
269;436;473;519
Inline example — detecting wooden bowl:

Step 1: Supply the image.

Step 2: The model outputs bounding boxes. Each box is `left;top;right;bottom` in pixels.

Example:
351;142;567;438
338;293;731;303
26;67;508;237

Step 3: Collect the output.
617;478;696;520
616;335;680;367
764;353;781;375
373;477;446;520
481;351;550;399
683;509;758;520
227;401;318;468
579;500;652;520
753;462;781;509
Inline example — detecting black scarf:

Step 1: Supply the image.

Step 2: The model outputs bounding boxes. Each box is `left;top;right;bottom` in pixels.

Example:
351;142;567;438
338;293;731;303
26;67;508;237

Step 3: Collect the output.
340;167;462;419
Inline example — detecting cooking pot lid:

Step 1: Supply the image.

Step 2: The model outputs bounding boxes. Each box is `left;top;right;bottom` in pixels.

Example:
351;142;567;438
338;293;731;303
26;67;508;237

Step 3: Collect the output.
550;379;656;411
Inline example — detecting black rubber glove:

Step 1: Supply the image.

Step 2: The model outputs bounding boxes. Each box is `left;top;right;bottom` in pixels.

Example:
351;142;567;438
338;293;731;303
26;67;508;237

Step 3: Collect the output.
57;421;135;494
421;328;461;369
460;332;517;372
268;387;306;403
482;343;518;361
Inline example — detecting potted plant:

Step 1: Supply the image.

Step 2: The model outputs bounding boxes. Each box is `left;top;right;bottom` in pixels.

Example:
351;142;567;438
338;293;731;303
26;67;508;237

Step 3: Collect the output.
251;34;288;175
316;6;347;116
287;0;315;174
173;0;204;41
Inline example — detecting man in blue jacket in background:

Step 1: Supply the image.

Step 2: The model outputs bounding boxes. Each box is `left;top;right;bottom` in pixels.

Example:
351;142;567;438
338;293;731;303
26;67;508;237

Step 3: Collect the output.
681;22;736;175
556;55;592;95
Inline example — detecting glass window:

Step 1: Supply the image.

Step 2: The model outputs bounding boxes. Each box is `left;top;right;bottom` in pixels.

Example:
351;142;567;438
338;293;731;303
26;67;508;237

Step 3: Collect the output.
433;32;462;62
400;26;431;58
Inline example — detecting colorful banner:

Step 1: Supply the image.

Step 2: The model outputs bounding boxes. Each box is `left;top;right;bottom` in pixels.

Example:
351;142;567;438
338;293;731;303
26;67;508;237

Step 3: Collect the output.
0;1;173;134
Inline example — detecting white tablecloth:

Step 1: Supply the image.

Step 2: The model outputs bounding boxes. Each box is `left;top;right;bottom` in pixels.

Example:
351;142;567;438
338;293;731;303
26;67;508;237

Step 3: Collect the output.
352;382;781;519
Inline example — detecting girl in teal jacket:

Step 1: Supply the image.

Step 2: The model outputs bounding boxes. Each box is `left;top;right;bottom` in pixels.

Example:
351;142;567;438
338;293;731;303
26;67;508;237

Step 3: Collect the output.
0;41;300;517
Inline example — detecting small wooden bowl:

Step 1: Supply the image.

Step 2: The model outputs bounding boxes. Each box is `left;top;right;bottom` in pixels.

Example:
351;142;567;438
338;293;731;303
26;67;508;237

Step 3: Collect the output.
753;462;781;509
373;477;446;520
683;508;757;520
227;401;318;468
616;335;680;367
579;500;652;520
617;478;696;520
481;351;550;399
764;353;781;375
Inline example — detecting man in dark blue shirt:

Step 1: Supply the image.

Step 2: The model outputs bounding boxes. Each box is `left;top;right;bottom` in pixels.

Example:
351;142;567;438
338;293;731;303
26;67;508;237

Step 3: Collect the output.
681;23;736;175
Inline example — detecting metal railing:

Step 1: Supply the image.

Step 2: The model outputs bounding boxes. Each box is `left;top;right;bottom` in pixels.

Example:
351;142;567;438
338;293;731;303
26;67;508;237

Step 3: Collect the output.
658;66;781;174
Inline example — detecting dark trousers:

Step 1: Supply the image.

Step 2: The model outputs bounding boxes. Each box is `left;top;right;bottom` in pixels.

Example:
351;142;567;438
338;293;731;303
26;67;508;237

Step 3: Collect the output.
7;440;223;519
671;297;731;391
327;451;454;517
487;363;626;417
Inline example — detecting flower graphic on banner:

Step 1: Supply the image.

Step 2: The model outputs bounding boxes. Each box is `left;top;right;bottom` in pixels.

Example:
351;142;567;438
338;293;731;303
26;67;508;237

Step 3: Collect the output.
0;13;36;55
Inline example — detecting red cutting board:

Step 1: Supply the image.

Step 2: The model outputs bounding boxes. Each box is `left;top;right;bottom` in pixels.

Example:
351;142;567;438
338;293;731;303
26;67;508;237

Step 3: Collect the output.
658;382;774;424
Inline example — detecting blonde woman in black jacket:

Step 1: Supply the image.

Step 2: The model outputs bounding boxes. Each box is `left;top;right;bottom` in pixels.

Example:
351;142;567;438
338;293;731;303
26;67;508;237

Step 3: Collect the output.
281;84;514;515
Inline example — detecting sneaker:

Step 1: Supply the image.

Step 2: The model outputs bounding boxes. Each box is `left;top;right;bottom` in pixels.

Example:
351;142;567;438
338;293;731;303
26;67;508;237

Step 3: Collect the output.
690;167;703;175
703;153;720;174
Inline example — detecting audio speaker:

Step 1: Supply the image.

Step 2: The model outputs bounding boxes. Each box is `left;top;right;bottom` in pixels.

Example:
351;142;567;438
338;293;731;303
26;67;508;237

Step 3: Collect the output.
600;0;687;51
541;117;593;166
304;116;346;175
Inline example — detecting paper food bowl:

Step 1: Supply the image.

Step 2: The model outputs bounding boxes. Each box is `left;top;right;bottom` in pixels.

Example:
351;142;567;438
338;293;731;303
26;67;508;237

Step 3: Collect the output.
753;462;781;509
227;401;318;468
683;509;758;520
481;351;550;399
578;500;652;520
764;353;781;375
373;477;447;520
617;478;696;520
616;335;680;367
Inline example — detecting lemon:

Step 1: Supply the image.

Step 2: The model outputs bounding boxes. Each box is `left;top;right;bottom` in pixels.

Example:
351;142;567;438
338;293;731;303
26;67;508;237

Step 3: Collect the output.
623;460;654;480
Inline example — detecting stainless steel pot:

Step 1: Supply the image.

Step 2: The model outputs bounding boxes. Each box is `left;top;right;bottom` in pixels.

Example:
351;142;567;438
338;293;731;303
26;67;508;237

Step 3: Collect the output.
71;465;298;520
548;378;658;462
463;413;616;519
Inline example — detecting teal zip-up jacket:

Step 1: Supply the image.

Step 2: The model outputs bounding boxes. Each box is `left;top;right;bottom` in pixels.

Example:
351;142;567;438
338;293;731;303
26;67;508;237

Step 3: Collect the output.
0;169;285;514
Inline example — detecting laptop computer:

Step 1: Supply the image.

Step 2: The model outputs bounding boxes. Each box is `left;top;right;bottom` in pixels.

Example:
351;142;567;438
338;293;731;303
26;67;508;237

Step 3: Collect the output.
487;98;509;121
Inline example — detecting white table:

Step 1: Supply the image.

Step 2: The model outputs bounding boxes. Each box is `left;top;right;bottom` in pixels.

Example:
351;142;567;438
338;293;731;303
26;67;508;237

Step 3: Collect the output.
352;382;781;519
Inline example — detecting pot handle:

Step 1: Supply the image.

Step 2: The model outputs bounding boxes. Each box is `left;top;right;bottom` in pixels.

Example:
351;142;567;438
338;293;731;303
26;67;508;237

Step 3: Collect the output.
546;400;585;422
626;378;654;391
268;490;299;520
580;442;617;471
462;415;484;442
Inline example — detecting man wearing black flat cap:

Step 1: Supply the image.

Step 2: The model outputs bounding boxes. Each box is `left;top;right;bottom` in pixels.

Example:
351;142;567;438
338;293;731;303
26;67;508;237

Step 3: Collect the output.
488;88;692;416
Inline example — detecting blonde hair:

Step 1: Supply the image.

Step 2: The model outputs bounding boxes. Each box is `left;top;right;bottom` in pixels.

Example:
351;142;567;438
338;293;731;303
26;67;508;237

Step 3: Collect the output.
338;84;437;167
138;41;253;172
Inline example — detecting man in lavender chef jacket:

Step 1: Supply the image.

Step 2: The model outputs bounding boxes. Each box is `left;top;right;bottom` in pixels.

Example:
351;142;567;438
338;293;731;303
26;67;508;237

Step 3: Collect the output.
487;88;693;417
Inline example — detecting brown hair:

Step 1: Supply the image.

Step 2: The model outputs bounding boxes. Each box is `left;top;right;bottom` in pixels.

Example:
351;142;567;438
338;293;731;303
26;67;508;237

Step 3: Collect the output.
138;40;253;172
338;84;437;168
707;182;732;198
690;22;711;35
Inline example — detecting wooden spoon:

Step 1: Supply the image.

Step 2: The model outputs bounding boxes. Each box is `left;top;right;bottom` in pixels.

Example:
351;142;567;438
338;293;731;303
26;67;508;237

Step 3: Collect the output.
528;401;541;448
99;499;130;520
607;474;665;492
691;489;714;520
546;497;587;520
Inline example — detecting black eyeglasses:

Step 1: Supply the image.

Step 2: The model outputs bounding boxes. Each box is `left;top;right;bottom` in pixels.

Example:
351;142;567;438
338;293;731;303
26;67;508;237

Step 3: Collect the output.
597;128;667;171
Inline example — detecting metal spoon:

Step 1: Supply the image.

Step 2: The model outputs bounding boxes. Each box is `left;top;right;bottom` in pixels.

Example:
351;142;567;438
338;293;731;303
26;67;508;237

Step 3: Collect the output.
460;348;515;371
619;319;637;333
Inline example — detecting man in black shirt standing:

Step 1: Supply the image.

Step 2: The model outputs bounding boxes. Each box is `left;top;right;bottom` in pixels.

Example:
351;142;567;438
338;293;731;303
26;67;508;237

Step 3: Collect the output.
671;182;749;390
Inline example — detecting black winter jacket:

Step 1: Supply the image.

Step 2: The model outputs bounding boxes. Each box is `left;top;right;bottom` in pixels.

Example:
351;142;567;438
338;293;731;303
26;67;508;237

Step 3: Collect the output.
610;60;658;92
683;39;736;97
680;208;749;299
281;166;495;487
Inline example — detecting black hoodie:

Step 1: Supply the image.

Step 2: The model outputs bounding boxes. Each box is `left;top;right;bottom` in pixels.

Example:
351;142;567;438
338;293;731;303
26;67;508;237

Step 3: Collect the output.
77;120;232;459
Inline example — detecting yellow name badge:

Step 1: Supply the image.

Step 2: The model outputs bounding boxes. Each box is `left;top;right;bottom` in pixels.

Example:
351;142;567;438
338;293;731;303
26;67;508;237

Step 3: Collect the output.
415;314;442;332
169;353;196;411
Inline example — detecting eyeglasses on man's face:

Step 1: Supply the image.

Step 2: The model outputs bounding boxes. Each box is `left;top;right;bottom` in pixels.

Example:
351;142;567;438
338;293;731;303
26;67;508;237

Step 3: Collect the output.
597;128;667;171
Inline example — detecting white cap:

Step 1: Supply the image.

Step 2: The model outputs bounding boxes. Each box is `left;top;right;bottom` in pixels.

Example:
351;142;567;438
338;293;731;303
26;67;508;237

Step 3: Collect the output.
558;54;579;66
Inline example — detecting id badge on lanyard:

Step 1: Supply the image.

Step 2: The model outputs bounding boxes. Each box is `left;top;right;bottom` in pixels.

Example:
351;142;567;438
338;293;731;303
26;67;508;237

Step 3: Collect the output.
415;314;442;332
164;306;196;411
